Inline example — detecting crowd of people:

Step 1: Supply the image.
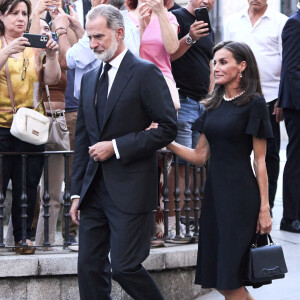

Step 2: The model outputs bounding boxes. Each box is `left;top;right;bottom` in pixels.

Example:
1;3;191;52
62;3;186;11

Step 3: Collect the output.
0;0;299;299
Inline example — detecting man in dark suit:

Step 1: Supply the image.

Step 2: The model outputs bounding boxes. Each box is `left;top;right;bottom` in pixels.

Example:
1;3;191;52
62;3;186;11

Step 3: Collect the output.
278;2;300;233
69;4;177;299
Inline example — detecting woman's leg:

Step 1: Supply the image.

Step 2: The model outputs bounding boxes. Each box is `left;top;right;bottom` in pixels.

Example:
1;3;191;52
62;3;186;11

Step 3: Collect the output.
11;138;44;242
218;287;246;300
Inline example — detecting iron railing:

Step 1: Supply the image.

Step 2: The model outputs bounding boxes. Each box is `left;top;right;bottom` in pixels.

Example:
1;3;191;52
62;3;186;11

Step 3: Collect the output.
0;150;206;250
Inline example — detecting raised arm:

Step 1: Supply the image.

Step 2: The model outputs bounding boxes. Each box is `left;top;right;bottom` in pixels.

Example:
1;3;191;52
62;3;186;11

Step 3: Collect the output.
170;20;209;62
29;0;59;34
167;133;210;166
252;136;272;234
43;38;61;85
149;0;179;54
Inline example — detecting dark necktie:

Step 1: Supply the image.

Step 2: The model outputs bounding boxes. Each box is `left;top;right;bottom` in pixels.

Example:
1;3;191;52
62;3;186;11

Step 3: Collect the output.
96;63;112;132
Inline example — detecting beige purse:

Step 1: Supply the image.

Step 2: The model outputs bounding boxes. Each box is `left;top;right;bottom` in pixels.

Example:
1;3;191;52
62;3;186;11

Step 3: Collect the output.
5;62;50;145
45;85;70;151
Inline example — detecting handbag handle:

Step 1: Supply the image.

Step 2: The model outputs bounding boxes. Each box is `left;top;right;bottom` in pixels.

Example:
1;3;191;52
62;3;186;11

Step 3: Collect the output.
252;233;274;248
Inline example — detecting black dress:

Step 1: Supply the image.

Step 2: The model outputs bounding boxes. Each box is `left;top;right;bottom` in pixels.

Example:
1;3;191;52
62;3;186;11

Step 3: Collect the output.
193;96;273;290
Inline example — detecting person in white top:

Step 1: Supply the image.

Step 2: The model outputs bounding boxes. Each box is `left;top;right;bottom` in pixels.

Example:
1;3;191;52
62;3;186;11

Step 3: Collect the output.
224;0;288;214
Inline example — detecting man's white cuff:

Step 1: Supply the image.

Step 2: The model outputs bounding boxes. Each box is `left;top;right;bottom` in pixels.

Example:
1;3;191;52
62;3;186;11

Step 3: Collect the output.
112;139;120;159
71;195;80;200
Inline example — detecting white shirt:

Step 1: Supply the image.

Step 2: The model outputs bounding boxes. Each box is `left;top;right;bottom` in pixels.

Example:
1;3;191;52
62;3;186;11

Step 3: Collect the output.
102;48;128;96
224;5;288;102
102;48;128;159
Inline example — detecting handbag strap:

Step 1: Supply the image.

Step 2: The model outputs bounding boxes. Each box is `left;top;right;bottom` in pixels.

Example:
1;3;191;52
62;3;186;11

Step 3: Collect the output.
5;62;17;113
1;36;16;113
45;85;55;118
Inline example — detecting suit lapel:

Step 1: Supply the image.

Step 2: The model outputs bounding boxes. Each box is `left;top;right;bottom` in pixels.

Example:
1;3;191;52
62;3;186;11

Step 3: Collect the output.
85;64;102;141
101;51;135;134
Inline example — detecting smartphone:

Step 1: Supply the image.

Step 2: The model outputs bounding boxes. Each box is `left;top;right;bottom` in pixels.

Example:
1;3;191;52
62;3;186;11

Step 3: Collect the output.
52;32;58;44
62;0;70;14
23;33;49;48
194;7;212;34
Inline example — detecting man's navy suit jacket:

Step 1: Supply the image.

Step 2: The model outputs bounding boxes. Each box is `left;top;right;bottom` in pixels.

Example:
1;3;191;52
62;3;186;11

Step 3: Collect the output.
71;50;177;213
278;9;300;111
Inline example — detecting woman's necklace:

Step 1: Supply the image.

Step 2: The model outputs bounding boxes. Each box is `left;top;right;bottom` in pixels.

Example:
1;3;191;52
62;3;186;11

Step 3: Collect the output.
223;90;245;102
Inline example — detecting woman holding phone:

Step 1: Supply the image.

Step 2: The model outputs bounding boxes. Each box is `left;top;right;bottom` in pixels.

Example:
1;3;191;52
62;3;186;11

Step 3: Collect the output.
0;0;60;254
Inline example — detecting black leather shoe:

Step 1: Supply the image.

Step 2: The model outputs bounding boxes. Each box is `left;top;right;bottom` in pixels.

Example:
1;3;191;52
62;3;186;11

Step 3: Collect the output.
280;218;300;233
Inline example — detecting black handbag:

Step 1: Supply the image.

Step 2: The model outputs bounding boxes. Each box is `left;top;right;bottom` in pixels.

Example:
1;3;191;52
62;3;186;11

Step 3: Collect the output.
242;234;288;285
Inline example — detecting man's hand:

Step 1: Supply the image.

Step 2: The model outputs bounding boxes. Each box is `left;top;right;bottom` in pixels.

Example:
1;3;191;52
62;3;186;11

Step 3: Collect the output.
273;101;283;123
189;20;210;42
70;198;80;225
89;141;114;162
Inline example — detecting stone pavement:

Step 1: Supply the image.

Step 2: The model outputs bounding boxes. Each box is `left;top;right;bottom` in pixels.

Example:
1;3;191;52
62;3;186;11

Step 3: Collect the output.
198;149;300;300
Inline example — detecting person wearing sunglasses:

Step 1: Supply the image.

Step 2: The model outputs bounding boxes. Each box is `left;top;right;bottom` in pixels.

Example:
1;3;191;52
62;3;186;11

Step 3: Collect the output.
0;0;60;254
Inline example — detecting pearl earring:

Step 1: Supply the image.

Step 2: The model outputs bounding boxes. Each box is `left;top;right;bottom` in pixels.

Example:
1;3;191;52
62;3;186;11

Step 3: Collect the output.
240;71;243;78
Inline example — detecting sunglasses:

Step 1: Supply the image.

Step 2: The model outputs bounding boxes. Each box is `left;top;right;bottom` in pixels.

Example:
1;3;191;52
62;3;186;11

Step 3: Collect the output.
21;57;29;81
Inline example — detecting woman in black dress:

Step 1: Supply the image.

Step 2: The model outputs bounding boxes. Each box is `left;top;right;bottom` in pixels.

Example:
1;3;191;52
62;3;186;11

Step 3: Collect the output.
167;41;273;299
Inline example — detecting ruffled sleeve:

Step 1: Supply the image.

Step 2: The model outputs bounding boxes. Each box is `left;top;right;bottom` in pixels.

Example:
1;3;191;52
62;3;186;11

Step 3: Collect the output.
192;110;207;133
245;97;273;139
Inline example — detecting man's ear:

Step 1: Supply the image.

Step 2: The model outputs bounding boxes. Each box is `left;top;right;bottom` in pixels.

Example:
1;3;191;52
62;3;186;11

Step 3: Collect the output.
116;27;124;40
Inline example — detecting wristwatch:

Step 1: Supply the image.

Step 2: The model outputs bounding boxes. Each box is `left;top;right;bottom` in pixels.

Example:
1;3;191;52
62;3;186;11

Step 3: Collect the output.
186;33;196;45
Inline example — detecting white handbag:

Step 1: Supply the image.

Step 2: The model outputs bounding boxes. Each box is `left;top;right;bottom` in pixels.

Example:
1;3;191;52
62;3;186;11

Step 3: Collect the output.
5;62;49;145
10;107;49;145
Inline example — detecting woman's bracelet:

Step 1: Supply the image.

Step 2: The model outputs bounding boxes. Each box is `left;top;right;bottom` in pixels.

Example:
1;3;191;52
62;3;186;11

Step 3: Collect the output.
55;26;68;33
56;30;67;38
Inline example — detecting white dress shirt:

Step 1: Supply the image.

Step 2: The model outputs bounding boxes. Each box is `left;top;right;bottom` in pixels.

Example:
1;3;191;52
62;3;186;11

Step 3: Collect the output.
102;48;128;159
224;5;288;102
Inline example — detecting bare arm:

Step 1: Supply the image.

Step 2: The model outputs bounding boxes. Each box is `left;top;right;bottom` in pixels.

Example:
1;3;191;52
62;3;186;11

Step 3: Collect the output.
51;12;72;70
29;0;59;34
0;37;29;71
67;7;85;40
149;0;178;54
252;136;272;234
167;133;210;166
43;39;61;85
170;20;209;62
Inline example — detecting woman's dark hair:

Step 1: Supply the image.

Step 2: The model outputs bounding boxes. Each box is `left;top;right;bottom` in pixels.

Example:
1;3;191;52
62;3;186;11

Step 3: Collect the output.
126;0;167;10
201;41;263;111
0;0;31;36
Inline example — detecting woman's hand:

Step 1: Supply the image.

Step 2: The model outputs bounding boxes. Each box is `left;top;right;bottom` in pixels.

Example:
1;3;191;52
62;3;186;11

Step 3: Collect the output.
45;36;59;59
256;208;272;234
32;0;60;16
147;0;164;14
145;122;158;131
139;2;152;31
3;37;30;57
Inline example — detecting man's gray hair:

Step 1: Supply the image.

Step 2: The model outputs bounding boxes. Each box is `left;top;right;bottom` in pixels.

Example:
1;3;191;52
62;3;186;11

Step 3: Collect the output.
86;4;124;30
